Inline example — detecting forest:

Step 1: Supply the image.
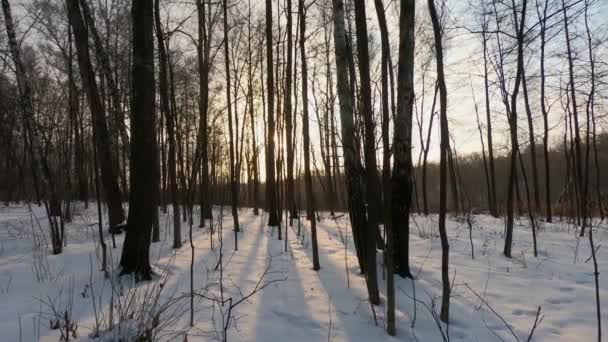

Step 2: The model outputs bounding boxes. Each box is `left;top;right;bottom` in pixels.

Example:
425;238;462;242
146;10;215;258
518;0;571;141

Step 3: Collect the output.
0;0;606;340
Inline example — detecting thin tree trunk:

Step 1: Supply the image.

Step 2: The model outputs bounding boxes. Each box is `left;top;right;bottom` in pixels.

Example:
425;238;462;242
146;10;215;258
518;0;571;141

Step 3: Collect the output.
374;0;397;332
3;0;63;254
196;0;212;226
266;0;279;227
155;0;181;249
247;0;259;216
521;70;541;213
78;0;129;156
223;0;240;242
67;27;88;204
352;0;380;306
504;0;527;258
472;85;492;216
536;0;552;222
66;0;125;228
482;15;498;217
561;0;585;235
285;0;296;226
299;0;320;270
422;84;437;216
428;0;450;323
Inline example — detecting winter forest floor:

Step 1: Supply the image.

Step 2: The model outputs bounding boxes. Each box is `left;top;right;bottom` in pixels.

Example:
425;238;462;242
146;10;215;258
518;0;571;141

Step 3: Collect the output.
0;203;606;341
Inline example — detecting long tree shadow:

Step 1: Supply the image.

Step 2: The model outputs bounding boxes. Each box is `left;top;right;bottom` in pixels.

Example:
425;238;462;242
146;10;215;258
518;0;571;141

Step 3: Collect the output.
249;217;330;341
35;206;239;340
288;217;398;341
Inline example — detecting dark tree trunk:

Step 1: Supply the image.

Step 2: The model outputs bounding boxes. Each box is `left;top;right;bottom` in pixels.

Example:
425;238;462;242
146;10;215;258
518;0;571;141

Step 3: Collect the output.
119;0;156;280
223;0;240;242
521;71;541;213
352;0;380;306
562;0;586;236
374;0;397;333
516;149;538;257
247;0;259;216
392;0;415;279
285;0;295;225
422;84;437;216
299;0;320;270
79;0;129;159
196;0;212;226
66;0;125;228
504;0;527;258
155;0;181;249
265;0;279;227
448;146;459;214
481;17;498;217
67;27;88;204
536;0;552;222
428;0;450;323
472;85;492;218
332;0;367;274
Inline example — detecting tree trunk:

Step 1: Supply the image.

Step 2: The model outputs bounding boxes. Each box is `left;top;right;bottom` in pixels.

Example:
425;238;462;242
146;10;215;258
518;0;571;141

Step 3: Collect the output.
78;0;129;158
504;0;527;258
196;0;212;226
66;0;125;228
265;0;279;227
422;84;437;216
562;0;586;236
247;0;259;216
536;0;552;222
299;0;320;270
482;19;498;217
352;0;380;306
374;0;397;333
155;0;181;249
119;0;156;280
428;0;450;323
3;0;63;254
332;0;367;274
284;0;296;225
223;0;240;242
392;0;415;279
521;71;541;213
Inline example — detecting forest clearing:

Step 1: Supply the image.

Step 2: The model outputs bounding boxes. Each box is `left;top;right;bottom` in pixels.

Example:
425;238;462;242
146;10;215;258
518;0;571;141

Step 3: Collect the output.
1;0;606;339
0;204;605;341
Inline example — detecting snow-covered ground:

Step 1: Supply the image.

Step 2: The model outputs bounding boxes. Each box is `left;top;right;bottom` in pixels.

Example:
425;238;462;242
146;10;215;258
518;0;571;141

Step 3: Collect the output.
0;203;605;341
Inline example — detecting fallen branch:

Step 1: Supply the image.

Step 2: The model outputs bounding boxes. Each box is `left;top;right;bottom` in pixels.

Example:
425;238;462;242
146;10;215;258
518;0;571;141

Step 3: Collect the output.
526;306;543;342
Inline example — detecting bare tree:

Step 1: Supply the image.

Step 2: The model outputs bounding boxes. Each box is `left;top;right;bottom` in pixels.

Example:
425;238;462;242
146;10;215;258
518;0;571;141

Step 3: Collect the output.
352;0;380;306
393;0;415;280
480;1;498;217
373;0;398;333
299;0;320;270
223;0;240;246
266;0;280;227
332;0;367;276
119;0;157;280
504;0;528;258
66;0;125;229
535;0;552;222
428;0;450;323
196;0;212;226
2;0;64;254
155;0;181;248
285;0;296;225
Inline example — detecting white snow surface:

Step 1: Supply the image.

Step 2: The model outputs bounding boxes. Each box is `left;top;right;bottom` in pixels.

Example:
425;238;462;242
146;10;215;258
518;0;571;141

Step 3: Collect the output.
0;203;605;341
